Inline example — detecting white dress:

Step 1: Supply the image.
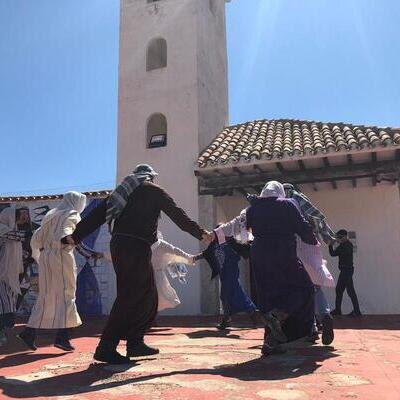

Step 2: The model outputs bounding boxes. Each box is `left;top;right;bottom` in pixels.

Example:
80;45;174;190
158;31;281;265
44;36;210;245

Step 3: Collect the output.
0;206;24;315
28;210;82;329
150;239;195;311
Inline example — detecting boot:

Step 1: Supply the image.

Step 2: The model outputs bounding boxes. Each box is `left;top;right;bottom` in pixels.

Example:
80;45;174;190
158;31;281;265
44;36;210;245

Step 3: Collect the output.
347;310;362;317
127;340;160;357
216;316;232;330
261;334;286;356
55;329;75;352
17;328;37;351
321;314;334;345
94;339;131;365
330;309;342;316
264;309;287;343
94;347;131;364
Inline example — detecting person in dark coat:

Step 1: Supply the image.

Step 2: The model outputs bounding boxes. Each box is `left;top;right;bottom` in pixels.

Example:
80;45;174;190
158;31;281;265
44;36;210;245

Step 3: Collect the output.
64;164;210;364
247;181;318;355
215;181;318;355
329;229;362;317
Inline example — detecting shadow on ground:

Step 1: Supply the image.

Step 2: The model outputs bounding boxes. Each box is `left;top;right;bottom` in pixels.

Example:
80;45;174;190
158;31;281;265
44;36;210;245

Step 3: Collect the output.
0;346;338;398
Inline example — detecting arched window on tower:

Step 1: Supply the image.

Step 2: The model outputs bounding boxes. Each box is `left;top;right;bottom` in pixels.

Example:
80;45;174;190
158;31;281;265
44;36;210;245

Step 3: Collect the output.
146;38;167;71
147;113;167;148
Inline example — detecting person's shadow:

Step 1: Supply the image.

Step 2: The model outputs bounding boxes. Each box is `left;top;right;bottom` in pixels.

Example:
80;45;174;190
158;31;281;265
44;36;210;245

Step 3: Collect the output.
0;352;66;369
186;329;242;340
0;346;338;398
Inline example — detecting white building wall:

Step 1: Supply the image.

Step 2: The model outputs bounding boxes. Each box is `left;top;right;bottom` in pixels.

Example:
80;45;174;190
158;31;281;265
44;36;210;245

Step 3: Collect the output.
215;182;400;314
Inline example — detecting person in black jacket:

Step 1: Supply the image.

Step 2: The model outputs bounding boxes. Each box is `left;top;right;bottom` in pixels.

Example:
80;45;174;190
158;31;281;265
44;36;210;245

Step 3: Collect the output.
329;230;362;317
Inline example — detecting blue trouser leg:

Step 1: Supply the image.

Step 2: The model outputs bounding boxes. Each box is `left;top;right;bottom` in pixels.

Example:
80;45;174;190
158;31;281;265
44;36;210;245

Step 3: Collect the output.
314;286;331;321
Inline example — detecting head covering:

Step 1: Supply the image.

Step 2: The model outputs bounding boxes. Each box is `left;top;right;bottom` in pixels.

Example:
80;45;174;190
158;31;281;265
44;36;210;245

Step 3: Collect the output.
283;183;295;198
336;229;348;237
133;164;158;179
0;206;16;235
260;181;285;198
42;191;87;226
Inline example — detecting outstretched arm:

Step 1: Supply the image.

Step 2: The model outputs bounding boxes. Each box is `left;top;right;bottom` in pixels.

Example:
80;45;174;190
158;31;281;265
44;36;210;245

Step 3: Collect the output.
70;199;107;244
158;187;206;241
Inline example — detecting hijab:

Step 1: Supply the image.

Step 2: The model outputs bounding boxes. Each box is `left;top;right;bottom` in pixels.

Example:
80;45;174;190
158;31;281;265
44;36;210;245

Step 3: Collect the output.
260;181;285;199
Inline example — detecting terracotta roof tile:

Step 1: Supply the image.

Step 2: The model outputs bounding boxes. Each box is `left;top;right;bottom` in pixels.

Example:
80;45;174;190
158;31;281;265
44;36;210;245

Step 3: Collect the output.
197;119;400;168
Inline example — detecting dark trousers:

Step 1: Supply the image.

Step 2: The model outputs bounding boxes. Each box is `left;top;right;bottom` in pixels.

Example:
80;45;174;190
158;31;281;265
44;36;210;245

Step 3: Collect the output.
99;237;158;350
335;268;360;313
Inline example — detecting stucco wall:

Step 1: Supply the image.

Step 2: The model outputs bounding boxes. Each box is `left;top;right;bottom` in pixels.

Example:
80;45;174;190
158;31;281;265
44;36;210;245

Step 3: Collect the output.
215;182;400;314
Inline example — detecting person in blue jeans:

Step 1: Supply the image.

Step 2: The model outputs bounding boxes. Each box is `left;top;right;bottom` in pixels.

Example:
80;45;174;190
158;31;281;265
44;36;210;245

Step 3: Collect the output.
329;229;362;317
201;236;262;330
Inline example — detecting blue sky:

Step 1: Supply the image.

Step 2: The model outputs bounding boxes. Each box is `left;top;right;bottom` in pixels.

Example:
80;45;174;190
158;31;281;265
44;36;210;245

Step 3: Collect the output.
0;0;399;195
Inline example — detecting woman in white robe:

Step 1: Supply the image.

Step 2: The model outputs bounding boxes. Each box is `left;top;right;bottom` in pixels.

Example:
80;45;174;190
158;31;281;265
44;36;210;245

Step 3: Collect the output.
18;192;86;352
151;235;196;311
103;233;197;312
0;206;24;345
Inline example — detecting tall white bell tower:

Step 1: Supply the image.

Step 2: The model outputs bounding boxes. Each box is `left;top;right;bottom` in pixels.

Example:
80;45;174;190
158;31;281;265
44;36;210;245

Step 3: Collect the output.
117;0;229;314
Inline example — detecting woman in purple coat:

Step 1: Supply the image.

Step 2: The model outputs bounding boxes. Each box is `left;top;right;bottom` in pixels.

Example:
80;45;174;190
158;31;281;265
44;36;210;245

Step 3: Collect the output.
215;181;317;355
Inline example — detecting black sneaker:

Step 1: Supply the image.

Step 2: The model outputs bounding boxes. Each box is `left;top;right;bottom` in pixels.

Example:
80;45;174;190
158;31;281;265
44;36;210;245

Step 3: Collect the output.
321;314;334;345
216;318;232;330
330;309;342;316
94;347;131;364
347;310;362;317
54;339;75;352
17;331;37;351
127;342;160;357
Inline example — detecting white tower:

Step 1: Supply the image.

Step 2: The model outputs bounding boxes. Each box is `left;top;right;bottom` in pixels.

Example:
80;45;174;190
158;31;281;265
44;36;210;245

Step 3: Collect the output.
117;0;229;314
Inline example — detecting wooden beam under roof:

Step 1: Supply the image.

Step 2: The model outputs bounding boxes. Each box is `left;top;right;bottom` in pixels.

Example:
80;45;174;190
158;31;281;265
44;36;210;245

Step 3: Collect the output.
323;157;337;189
276;162;285;173
371;152;378;185
347;155;357;188
233;167;244;176
198;159;400;195
253;164;264;174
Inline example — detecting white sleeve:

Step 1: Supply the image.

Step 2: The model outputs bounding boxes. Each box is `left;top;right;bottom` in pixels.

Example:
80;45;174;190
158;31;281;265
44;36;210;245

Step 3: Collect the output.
156;240;195;268
214;209;248;244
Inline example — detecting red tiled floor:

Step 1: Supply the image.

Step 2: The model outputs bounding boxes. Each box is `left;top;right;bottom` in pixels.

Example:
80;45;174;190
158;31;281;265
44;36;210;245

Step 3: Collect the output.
1;316;400;400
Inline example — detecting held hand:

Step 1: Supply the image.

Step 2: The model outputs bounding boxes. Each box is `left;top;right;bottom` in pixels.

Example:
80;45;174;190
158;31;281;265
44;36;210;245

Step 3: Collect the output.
94;252;104;259
65;235;76;246
201;231;215;244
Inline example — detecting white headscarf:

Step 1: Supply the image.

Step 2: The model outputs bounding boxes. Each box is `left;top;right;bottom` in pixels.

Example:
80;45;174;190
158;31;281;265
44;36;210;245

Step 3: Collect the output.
260;181;285;199
42;191;87;226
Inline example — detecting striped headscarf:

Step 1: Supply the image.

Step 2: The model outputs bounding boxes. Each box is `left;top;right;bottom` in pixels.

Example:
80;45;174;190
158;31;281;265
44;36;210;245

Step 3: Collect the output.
106;164;158;225
283;183;336;243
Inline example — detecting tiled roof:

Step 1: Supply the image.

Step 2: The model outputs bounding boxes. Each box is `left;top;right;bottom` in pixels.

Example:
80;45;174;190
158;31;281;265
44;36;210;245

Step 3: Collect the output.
197;119;400;168
0;190;112;203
